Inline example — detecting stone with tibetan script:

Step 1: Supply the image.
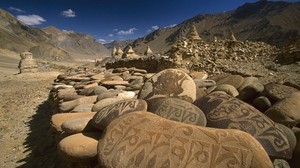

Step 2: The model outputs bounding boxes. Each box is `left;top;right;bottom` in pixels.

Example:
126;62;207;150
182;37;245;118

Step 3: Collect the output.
97;111;273;168
92;99;147;131
194;92;292;159
149;98;206;126
138;69;196;105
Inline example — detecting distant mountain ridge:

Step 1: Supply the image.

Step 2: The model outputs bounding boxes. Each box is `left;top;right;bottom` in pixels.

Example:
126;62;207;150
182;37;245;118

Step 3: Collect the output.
0;9;110;61
104;39;134;51
127;0;300;54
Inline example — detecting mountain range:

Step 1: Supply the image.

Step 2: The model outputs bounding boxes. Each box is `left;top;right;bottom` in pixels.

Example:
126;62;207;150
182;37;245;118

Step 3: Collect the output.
0;0;300;61
0;9;110;61
125;0;300;54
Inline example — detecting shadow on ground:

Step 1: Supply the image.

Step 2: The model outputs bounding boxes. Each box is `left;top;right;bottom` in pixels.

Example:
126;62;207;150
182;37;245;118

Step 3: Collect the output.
17;97;66;168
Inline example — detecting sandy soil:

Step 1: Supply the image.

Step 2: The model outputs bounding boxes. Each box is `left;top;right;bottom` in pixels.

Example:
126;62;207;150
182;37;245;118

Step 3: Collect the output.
0;51;66;167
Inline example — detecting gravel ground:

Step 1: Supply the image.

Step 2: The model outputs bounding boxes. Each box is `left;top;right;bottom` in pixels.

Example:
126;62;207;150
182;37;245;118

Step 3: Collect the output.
0;72;66;168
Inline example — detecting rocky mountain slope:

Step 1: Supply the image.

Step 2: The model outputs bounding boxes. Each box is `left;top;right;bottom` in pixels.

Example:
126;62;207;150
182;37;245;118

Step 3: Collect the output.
0;9;48;53
104;39;134;51
0;9;110;61
128;0;300;54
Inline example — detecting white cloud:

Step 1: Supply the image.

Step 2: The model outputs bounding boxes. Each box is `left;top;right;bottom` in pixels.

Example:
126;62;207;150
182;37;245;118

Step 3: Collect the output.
108;34;114;37
113;29;118;32
97;38;106;44
164;24;177;28
117;28;137;36
147;25;159;33
62;30;75;33
8;7;25;13
17;14;46;25
151;25;159;30
61;9;76;17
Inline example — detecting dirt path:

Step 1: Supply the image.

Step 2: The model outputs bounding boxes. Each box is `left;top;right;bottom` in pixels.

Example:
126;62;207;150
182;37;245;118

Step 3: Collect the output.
0;72;66;167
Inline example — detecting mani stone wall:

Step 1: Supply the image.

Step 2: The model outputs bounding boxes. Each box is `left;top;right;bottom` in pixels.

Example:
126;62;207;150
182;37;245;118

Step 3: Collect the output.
105;26;278;75
48;66;300;168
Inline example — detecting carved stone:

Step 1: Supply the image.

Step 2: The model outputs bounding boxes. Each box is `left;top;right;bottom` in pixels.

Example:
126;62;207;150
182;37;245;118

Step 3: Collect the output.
92;99;147;131
194;92;292;159
148;98;207;126
138;69;196;105
98;111;273;168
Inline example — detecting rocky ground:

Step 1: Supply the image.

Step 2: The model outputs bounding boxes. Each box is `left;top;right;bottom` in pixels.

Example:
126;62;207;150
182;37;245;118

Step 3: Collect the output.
0;50;76;167
0;71;67;168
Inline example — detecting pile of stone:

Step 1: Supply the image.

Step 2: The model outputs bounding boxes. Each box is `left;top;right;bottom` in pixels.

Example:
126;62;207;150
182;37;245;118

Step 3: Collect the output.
111;47;124;58
166;25;278;74
275;39;300;64
106;26;279;75
111;46;154;59
121;46;140;59
49;67;300;167
106;56;179;73
144;46;153;56
18;51;38;73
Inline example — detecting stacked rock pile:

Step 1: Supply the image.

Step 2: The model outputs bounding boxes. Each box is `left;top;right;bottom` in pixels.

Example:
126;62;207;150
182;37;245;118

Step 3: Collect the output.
18;51;38;73
275;39;300;65
107;26;278;75
166;26;278;74
49;67;300;168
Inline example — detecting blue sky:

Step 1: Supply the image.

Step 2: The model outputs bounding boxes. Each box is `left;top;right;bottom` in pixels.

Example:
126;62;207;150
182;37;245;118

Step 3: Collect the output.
1;0;299;43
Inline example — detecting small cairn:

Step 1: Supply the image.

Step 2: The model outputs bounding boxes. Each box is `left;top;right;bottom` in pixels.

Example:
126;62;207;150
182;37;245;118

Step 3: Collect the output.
164;25;278;74
18;51;38;73
186;24;202;41
111;47;117;58
115;47;124;58
122;46;140;59
144;46;153;56
230;31;237;41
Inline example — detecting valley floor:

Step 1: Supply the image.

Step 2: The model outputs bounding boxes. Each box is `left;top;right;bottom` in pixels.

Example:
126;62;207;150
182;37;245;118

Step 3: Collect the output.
0;51;66;167
0;71;65;167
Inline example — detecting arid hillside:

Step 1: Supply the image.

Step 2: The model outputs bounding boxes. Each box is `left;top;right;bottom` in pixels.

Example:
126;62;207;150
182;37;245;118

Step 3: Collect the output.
127;0;300;54
0;9;110;61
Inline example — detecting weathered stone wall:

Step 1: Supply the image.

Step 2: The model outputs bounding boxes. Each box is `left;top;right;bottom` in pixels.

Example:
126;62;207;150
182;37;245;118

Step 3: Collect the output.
48;66;300;167
106;39;279;75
